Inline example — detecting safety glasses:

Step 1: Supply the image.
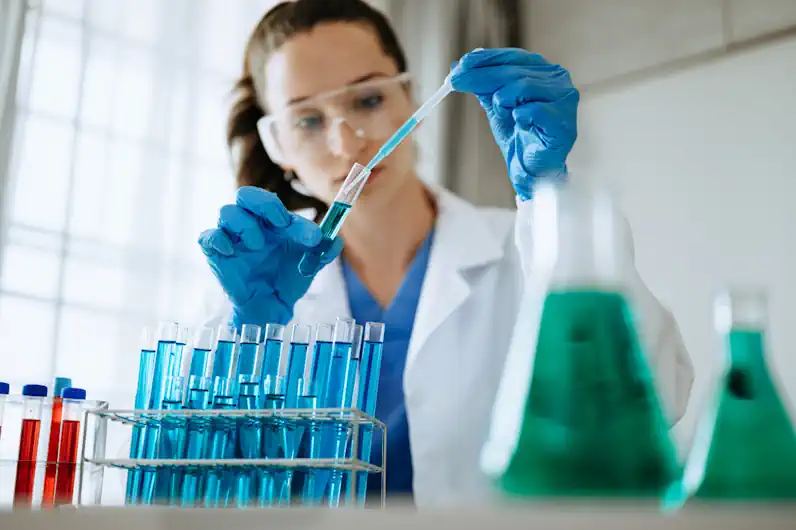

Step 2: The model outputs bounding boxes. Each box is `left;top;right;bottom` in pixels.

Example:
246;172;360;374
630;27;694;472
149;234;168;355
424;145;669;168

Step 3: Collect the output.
257;73;412;164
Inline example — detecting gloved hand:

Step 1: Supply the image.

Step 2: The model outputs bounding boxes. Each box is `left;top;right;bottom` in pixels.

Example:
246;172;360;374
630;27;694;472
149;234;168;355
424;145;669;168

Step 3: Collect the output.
450;48;579;200
199;187;343;329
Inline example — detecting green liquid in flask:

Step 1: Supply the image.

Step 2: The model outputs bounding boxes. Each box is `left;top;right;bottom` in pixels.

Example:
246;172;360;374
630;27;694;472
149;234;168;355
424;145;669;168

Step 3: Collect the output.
499;290;679;499
685;329;796;500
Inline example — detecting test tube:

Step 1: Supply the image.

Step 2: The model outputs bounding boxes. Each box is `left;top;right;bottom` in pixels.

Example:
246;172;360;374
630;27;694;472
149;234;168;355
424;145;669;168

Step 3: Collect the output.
258;389;286;507
14;384;47;506
211;324;237;403
150;376;186;504
180;375;212;507
126;327;158;503
53;387;86;505
237;324;262;394
42;376;72;506
262;324;285;396
0;381;10;440
328;324;363;507
351;322;385;505
299;394;322;506
315;318;355;503
140;322;180;503
188;326;215;379
204;376;237;507
309;323;335;402
172;326;190;378
285;324;312;409
236;324;263;507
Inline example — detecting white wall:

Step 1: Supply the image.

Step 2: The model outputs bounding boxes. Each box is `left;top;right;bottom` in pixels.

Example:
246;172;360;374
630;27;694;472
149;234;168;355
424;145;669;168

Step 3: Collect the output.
570;36;796;446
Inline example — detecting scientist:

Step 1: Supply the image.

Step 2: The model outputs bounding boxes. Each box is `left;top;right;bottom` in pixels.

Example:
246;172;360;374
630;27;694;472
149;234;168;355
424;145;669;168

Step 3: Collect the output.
198;0;694;507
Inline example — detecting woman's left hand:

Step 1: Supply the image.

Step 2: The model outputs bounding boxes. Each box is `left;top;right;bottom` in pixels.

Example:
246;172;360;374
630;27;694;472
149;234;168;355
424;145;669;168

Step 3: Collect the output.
450;48;579;200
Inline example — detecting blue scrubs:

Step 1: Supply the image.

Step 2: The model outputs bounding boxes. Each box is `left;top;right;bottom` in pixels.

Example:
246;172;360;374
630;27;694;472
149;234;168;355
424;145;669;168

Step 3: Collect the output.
341;229;435;500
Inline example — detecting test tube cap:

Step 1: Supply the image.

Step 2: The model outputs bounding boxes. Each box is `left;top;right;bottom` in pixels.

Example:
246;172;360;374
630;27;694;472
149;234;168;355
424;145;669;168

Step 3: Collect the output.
0;381;9;394
53;377;72;398
62;387;87;400
22;384;48;397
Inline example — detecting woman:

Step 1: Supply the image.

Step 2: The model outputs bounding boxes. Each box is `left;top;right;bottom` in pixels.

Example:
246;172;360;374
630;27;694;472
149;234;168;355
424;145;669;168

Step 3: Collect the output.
198;0;694;507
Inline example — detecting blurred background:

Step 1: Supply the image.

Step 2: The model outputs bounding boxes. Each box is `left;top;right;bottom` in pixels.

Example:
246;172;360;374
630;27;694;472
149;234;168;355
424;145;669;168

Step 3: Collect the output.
0;0;794;455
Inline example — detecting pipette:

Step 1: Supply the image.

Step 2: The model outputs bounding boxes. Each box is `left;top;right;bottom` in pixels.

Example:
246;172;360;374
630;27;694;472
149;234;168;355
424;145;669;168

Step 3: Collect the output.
297;71;457;276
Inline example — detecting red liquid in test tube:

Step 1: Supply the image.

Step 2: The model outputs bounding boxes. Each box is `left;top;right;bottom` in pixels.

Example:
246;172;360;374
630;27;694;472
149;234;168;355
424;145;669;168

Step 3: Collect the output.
42;377;71;506
55;387;87;505
15;418;42;505
14;384;48;506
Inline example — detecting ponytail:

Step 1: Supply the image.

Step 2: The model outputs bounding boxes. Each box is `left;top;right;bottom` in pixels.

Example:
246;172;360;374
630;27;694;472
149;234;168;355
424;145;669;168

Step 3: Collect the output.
226;71;328;221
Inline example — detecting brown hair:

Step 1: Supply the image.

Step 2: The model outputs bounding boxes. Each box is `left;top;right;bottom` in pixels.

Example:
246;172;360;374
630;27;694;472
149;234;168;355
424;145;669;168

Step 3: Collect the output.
226;0;408;220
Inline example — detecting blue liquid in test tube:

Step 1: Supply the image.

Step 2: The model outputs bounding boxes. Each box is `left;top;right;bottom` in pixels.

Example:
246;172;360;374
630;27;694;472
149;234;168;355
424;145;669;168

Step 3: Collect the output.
327;323;363;507
211;325;237;402
235;324;263;507
261;324;285;396
204;377;237;508
150;376;186;505
280;324;312;503
126;326;157;503
315;318;356;504
258;392;286;507
310;323;335;407
139;322;179;504
180;375;212;507
351;322;385;506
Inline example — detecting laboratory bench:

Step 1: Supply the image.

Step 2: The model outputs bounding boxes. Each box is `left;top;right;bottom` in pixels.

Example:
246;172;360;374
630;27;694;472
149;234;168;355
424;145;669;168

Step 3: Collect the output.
2;503;795;530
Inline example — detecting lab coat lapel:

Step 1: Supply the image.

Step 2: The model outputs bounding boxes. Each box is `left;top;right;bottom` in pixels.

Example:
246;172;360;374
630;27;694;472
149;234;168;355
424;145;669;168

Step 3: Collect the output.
404;187;507;377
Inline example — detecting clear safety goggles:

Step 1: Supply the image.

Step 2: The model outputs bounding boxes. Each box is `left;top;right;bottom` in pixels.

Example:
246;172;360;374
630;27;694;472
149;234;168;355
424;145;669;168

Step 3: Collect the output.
257;73;412;164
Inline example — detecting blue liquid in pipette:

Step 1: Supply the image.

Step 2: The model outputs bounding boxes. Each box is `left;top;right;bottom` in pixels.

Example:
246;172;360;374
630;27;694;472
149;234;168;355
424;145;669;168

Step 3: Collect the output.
352;339;384;505
366;117;418;171
261;338;283;395
189;348;210;377
126;347;155;503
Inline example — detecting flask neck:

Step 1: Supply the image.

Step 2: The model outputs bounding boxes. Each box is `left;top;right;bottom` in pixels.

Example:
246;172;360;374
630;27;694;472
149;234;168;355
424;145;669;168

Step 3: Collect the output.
714;289;770;368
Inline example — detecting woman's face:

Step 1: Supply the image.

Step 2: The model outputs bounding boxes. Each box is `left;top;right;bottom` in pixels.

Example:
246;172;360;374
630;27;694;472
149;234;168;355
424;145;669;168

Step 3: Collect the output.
261;22;416;207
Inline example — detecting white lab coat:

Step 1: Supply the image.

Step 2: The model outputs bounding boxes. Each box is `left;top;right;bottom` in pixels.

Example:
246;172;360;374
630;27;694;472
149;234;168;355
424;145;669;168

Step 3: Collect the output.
201;183;694;508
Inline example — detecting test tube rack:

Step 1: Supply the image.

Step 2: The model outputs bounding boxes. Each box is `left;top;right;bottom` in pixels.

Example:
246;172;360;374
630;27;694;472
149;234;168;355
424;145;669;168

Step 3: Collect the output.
79;407;387;507
0;395;109;507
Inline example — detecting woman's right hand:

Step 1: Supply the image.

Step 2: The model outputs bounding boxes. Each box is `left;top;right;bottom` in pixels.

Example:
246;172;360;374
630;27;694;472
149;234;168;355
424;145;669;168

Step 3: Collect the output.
198;186;343;329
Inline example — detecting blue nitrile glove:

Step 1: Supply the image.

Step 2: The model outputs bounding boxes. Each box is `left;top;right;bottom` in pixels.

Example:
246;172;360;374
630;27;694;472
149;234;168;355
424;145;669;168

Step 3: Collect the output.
449;48;579;201
199;187;343;329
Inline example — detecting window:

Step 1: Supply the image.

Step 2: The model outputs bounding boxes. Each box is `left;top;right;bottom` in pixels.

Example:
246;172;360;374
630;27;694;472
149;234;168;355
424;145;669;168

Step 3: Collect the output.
0;0;278;407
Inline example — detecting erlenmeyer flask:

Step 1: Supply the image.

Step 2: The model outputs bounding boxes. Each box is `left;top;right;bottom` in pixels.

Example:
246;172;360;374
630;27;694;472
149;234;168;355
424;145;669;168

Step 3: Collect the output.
679;290;796;501
482;180;679;500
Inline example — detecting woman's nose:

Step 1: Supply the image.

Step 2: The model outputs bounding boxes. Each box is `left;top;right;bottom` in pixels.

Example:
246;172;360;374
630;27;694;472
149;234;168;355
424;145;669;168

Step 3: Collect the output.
327;116;367;159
